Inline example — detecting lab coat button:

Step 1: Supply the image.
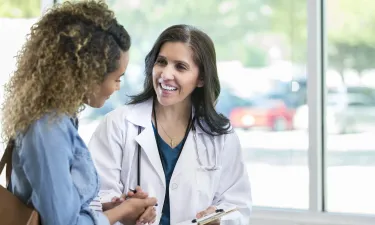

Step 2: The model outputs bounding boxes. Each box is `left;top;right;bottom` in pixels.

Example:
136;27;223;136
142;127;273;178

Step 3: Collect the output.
171;183;178;190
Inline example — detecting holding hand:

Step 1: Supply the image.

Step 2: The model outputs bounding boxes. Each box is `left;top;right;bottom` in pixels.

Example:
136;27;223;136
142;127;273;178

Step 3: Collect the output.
126;186;149;200
102;186;149;211
119;197;157;223
122;187;157;225
103;186;157;224
104;196;157;225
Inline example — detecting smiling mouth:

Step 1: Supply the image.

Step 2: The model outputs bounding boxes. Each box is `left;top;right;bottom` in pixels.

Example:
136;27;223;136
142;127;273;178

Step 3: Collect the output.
160;83;177;91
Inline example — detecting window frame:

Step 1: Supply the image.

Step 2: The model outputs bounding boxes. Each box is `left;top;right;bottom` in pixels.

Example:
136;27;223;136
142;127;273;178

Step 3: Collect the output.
252;0;375;223
47;0;375;223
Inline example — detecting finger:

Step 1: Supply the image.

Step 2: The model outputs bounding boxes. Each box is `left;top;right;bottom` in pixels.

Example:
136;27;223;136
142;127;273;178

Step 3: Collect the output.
134;191;149;199
111;193;127;202
111;197;123;203
144;197;157;207
120;193;127;198
135;186;143;193
206;206;217;214
137;186;149;195
149;207;157;224
126;190;148;200
118;193;126;201
196;206;216;218
113;198;124;203
196;211;205;219
127;191;135;197
148;207;157;222
131;188;148;199
138;206;155;223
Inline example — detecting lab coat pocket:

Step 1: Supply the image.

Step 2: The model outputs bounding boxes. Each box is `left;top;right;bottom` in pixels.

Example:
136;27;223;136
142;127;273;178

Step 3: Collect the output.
195;167;221;204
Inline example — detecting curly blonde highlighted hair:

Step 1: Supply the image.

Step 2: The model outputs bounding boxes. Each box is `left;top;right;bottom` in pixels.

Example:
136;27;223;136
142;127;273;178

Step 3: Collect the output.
1;0;131;142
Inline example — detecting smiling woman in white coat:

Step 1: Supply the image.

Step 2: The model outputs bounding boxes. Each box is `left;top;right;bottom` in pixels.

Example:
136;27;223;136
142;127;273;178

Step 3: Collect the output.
89;24;252;225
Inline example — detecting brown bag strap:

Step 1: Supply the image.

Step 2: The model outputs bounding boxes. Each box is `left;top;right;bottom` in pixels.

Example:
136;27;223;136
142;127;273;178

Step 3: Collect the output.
0;139;15;187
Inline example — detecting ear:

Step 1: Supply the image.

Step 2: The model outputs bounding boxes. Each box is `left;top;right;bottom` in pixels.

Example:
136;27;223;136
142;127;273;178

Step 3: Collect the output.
197;78;204;88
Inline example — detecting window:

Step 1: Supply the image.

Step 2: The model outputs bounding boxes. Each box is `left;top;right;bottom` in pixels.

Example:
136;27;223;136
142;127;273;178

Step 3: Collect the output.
2;0;375;223
326;0;375;215
77;0;309;209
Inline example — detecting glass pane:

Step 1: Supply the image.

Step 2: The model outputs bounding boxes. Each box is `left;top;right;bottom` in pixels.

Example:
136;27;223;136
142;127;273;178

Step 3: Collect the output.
0;0;41;186
78;0;309;209
326;0;375;215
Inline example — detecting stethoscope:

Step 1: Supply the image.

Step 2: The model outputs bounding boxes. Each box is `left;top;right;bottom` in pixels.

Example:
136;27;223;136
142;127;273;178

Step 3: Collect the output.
191;120;220;171
132;108;220;191
152;98;220;172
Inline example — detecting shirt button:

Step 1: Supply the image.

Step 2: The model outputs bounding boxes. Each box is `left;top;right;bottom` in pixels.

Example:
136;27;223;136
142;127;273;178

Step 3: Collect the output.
171;183;178;190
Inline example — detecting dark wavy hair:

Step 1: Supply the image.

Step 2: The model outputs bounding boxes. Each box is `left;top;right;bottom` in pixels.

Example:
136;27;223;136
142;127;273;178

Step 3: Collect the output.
129;24;231;136
1;0;131;141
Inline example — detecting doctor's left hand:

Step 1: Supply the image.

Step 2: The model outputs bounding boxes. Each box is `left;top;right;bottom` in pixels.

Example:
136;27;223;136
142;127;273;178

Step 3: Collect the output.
196;206;221;225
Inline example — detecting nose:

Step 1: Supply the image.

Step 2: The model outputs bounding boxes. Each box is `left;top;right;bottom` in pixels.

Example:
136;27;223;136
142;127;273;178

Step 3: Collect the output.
160;65;174;80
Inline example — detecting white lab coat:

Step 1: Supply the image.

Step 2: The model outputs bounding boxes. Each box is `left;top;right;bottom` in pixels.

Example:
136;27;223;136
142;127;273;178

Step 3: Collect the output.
88;99;252;225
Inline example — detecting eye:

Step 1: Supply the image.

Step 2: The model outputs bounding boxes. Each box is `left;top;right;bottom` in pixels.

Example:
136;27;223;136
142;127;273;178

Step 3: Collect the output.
115;75;123;83
176;63;187;71
155;58;167;65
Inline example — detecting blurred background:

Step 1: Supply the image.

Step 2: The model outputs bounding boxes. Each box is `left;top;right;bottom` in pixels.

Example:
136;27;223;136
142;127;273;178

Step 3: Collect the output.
0;0;374;224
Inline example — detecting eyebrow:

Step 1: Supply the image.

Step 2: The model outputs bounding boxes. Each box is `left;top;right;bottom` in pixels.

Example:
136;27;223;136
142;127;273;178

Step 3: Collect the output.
157;55;190;68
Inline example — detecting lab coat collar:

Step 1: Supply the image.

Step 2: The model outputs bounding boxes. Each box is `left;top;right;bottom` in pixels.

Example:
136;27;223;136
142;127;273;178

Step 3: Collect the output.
127;98;205;134
128;98;208;186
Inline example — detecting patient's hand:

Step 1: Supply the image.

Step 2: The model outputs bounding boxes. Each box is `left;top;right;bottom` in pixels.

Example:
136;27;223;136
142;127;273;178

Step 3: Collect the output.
102;186;149;211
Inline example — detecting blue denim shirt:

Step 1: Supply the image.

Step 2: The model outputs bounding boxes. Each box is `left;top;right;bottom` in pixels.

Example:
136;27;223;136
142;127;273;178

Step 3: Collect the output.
9;114;109;225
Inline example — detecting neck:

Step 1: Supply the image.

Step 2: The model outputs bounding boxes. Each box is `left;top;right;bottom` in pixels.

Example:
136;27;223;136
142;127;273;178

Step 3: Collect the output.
155;99;192;124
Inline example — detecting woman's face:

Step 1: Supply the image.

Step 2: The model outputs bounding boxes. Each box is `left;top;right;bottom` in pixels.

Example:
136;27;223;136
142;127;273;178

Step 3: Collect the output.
88;51;129;108
152;42;204;107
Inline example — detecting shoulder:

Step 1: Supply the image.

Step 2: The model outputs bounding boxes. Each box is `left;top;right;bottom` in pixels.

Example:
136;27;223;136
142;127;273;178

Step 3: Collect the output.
205;125;239;151
102;99;152;127
198;118;236;142
105;104;135;121
100;104;135;130
18;114;76;158
222;129;240;146
25;114;75;138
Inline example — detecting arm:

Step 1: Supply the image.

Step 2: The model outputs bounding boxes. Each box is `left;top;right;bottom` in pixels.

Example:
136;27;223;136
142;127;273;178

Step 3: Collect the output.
88;113;125;206
20;117;109;225
212;131;252;223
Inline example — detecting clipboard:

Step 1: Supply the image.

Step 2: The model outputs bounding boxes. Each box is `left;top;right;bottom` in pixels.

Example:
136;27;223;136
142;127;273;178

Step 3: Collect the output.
176;206;238;225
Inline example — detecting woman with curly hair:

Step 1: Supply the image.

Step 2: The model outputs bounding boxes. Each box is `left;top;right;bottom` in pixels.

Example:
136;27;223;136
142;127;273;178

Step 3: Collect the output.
1;1;157;225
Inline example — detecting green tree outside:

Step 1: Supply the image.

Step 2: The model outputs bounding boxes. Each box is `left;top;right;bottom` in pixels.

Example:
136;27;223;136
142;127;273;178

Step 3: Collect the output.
2;0;375;75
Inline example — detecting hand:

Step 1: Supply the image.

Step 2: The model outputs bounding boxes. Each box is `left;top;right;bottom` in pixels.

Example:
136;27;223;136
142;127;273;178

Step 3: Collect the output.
104;197;157;225
126;186;149;199
196;206;220;225
118;197;157;224
102;186;149;211
125;187;157;225
135;205;157;225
